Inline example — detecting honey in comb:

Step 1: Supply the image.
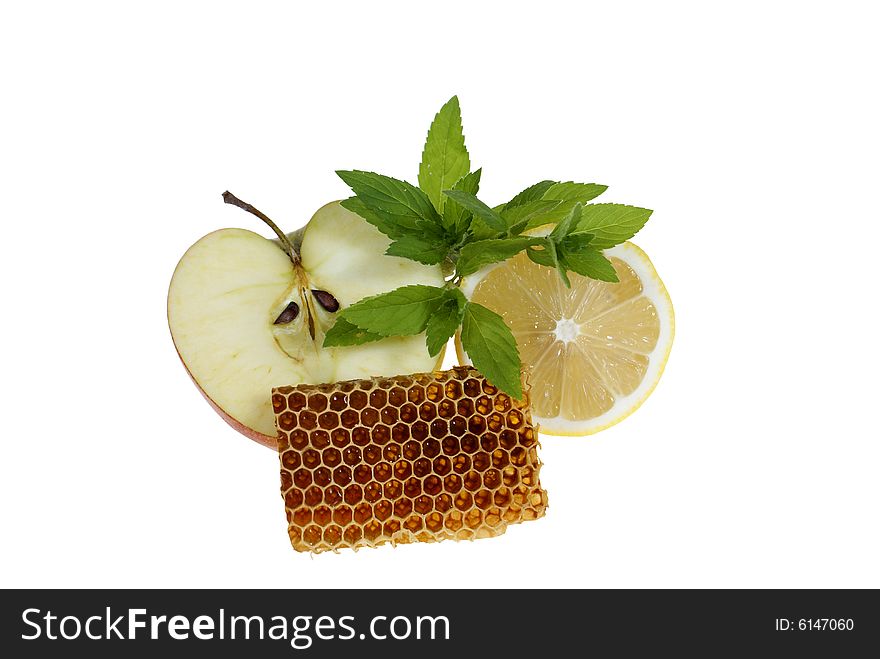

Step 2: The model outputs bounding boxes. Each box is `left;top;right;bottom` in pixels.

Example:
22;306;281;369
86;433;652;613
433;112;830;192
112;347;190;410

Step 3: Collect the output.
273;366;547;553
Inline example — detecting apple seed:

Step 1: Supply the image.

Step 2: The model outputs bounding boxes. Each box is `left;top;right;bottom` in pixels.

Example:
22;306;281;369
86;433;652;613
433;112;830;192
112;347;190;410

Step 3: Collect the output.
311;290;340;312
274;301;300;325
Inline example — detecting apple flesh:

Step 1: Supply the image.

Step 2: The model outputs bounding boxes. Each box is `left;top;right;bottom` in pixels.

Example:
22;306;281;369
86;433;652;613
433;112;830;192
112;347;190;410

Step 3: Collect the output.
168;201;444;448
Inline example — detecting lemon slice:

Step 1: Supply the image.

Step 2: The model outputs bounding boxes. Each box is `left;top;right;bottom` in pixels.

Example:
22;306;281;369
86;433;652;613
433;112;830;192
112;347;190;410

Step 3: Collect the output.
456;241;674;436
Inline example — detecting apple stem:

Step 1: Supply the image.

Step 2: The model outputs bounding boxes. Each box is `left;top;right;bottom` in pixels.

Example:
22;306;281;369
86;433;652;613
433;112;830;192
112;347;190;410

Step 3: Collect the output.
222;191;301;265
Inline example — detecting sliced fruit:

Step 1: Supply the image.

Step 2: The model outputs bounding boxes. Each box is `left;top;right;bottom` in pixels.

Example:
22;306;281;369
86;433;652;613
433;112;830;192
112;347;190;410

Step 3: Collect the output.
456;240;673;436
168;201;444;448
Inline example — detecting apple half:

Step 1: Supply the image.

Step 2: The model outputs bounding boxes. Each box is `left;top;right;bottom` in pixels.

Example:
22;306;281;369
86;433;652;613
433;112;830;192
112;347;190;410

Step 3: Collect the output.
168;199;444;448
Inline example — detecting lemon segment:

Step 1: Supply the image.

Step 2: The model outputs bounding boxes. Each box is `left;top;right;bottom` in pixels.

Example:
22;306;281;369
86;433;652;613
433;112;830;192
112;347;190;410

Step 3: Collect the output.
456;241;674;436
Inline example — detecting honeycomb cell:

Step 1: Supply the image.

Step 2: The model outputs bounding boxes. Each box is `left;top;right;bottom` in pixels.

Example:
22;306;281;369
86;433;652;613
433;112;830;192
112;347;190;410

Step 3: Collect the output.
374;500;393;521
483;469;501;490
381;406;399;425
324;525;343;546
342;446;361;466
449;416;467;437
388;386;407;406
373;462;392;482
369;389;387;409
281;450;301;471
293;468;312;488
371;424;390;445
464;471;482;491
473;453;491;472
460;434;479;454
324;485;343;506
452;454;470;474
340;410;359;429
500;429;518;450
363;445;381;465
333;466;353;486
351;427;370;446
413;495;432;514
302;525;322;547
492;449;509;469
343;484;363;505
430;419;448;438
299;411;317;430
349;390;368;410
444;474;462;493
313;467;331;487
423;475;442;496
384;479;403;500
408;386;424;404
274;366;546;553
304;486;323;507
278;411;296;431
393;460;412;480
441;437;459;455
313;505;332;526
433;456;452;476
284;488;303;509
307;393;328;412
353;502;372;524
318;411;339;430
311;430;330;450
393;498;413;518
422;439;441;458
411;422;429;441
482;380;497;395
361;407;379;427
287;391;307;411
419;402;437;422
331;427;351;448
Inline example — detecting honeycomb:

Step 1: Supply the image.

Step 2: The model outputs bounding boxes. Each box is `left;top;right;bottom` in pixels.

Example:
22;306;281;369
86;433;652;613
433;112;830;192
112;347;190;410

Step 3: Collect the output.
272;366;547;553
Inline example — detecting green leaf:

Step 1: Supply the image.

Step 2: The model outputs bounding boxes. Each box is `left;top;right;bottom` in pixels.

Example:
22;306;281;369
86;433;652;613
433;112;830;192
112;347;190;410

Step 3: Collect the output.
501;199;561;235
545;239;571;288
337;170;442;237
543;181;608;204
549;202;583;241
323;318;385;347
339;285;447;336
560;246;620;283
576;204;653;249
442;189;507;234
385;235;448;265
425;289;467;357
559;231;595;252
456;237;542;277
525;240;555;267
460;302;522;399
504;180;557;210
443;168;482;235
340;197;407;240
419;96;471;214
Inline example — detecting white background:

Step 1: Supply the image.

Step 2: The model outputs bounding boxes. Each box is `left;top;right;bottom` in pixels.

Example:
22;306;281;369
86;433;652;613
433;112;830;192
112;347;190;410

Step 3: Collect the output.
2;1;878;589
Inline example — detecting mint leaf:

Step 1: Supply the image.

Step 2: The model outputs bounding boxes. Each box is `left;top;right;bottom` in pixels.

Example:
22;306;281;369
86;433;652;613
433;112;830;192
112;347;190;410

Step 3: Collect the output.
425;289;467;357
385;235;448;265
549;202;583;241
419;96;470;214
337;170;442;238
501;199;561;235
525;240;555;268
443;168;482;235
576;204;652;249
545;239;571;288
442;189;507;234
456;237;542;276
340;197;407;240
561;246;620;283
460;302;522;399
339;285;447;336
543;181;608;204
504;180;557;210
323;318;384;347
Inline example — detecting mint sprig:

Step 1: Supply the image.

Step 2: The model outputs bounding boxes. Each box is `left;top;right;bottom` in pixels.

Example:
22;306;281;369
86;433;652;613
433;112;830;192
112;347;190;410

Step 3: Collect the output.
327;97;653;398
